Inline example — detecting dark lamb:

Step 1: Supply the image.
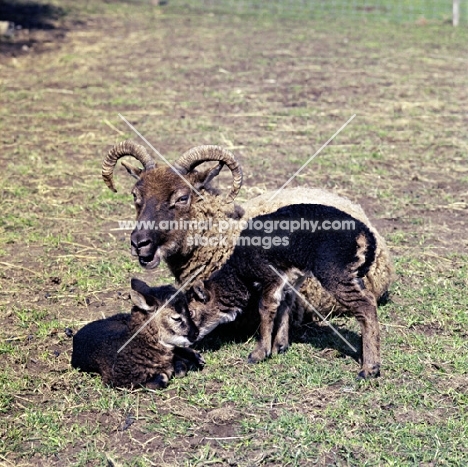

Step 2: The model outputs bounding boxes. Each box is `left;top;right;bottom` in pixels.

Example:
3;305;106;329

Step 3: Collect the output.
71;279;203;389
188;204;380;379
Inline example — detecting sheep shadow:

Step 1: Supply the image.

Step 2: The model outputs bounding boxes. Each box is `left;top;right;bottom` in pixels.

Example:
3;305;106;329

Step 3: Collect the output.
0;0;65;29
291;319;362;362
0;0;68;56
193;312;362;364
194;291;392;363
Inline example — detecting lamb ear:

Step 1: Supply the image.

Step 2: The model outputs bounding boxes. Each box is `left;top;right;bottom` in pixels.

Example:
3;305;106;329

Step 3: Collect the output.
130;289;156;311
130;278;156;311
121;160;143;180
192;280;210;303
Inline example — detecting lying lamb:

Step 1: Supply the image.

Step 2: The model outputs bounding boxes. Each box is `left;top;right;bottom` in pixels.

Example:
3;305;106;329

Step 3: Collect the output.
71;278;204;389
187;204;381;379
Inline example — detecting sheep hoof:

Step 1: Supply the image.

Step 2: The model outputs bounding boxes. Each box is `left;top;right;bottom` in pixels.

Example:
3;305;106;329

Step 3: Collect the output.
247;348;269;364
247;354;260;364
174;348;205;374
192;350;206;368
174;360;188;378
357;364;381;379
146;373;169;389
272;342;289;356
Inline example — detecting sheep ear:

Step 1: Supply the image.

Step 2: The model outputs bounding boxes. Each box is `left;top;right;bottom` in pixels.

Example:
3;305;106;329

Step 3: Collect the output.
192;280;210;303
193;163;223;189
130;278;156;311
121;160;143;180
130;289;156;311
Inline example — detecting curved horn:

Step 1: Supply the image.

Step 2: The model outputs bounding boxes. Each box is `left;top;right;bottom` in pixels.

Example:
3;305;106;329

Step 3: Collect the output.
102;140;156;192
173;145;242;202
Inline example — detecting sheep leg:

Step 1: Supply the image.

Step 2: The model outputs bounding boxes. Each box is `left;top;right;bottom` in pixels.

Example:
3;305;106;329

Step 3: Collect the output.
145;373;170;390
272;276;305;356
173;347;205;377
330;278;381;378
271;288;294;356
357;303;381;379
248;283;283;364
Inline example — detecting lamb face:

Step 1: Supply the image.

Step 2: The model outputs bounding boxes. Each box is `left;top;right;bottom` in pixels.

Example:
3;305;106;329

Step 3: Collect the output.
187;279;245;340
155;302;199;348
186;281;220;339
130;278;199;348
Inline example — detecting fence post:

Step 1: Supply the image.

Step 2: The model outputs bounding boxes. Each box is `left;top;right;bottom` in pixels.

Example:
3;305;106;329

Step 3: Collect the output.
453;0;460;26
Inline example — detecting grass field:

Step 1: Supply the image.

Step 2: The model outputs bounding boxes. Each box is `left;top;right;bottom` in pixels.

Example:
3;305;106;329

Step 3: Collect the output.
179;0;463;23
0;0;467;465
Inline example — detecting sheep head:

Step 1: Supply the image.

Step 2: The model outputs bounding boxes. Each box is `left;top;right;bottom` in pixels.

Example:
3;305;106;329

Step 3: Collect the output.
186;279;244;340
102;140;243;269
130;278;199;347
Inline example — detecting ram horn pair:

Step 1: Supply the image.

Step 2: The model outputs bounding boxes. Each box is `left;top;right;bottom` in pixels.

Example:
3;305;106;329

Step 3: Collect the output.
101;140;242;202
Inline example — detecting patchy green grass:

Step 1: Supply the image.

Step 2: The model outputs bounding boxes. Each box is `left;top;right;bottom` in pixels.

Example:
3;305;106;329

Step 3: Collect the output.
0;0;467;465
172;0;467;23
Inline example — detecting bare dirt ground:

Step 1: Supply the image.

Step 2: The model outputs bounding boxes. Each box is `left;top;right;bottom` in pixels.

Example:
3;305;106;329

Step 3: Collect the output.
0;1;467;465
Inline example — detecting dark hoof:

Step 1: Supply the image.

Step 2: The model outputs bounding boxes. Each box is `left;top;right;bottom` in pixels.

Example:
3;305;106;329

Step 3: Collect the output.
247;349;269;364
174;348;205;370
146;373;169;389
357;364;381;379
174;360;188;378
173;349;205;378
247;353;260;364
272;343;289;356
192;351;206;368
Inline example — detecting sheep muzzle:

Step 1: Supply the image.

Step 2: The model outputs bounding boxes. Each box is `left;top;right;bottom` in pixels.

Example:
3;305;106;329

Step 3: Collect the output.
130;232;161;269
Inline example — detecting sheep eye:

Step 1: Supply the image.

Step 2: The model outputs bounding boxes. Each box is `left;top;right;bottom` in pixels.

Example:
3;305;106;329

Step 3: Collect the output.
177;195;189;204
171;316;182;322
132;192;141;205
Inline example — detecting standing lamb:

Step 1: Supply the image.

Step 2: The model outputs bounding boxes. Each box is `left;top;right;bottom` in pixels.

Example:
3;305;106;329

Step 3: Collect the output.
241;188;393;323
71;278;203;389
187;204;381;379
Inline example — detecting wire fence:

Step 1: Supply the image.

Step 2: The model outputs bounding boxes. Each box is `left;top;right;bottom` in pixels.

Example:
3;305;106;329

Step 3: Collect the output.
171;0;466;24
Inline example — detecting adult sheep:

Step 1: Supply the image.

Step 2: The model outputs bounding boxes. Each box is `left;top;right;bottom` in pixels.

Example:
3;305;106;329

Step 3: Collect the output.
101;141;393;357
